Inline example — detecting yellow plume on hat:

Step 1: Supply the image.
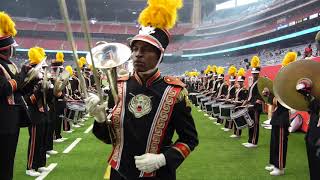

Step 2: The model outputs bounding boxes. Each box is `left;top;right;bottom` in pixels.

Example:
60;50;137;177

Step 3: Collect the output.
77;59;84;69
217;66;225;75
204;65;211;74
28;47;46;65
211;65;217;73
65;65;73;76
55;52;64;63
228;66;237;76
138;0;183;30
0;12;17;37
237;68;246;77
79;57;87;65
250;56;260;68
281;52;297;67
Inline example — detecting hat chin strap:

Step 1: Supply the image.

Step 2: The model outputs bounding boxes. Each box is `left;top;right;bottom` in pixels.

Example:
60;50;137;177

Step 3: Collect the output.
139;52;163;75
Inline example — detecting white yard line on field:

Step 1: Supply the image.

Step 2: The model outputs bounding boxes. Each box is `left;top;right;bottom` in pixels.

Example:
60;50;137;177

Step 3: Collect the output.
63;138;82;154
84;124;93;134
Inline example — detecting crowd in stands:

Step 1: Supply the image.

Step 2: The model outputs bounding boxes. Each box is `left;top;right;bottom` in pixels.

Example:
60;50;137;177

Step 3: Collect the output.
159;43;318;75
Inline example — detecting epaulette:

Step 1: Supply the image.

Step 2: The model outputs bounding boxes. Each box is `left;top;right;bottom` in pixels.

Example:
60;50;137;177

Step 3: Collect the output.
117;75;130;81
164;76;186;88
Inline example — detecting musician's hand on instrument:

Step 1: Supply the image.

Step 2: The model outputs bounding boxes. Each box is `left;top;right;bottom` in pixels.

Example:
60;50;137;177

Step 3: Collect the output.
134;153;166;173
85;93;107;123
296;78;314;102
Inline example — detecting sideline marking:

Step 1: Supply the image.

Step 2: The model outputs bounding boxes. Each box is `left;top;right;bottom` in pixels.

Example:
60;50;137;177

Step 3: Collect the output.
84;124;93;134
63;138;82;154
35;163;58;180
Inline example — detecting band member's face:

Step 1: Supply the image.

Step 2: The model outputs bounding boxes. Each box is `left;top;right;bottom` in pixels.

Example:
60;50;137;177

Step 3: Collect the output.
252;73;259;80
239;81;244;87
131;41;160;73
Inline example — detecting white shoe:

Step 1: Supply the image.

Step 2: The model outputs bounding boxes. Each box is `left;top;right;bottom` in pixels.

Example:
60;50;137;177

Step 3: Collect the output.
230;135;240;138
61;137;68;141
216;122;221;126
209;117;214;120
204;113;209;117
38;166;50;172
224;128;231;132
53;138;64;143
221;127;226;130
46;150;58;155
46;154;50;158
270;168;284;176
65;130;73;134
26;169;41;177
244;143;258;148
242;142;249;146
79;123;84;126
72;124;81;128
264;126;272;130
197;109;202;112
265;164;275;171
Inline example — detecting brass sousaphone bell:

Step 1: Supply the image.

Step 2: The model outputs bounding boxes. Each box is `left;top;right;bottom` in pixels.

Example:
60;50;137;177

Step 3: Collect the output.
273;60;320;111
86;42;131;104
257;76;274;103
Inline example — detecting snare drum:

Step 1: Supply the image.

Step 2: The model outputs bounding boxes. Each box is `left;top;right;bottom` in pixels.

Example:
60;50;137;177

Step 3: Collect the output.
219;104;235;120
189;93;200;104
211;102;225;117
65;101;86;123
231;107;254;129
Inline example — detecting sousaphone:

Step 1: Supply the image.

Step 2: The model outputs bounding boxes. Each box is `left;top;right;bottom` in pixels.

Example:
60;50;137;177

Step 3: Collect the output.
257;76;273;103
273;60;320;111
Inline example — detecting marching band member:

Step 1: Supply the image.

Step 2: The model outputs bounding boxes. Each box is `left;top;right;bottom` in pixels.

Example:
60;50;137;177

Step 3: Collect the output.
230;68;248;138
23;47;51;176
221;66;237;131
242;56;263;148
214;67;229;125
264;52;297;176
0;12;30;180
51;52;67;142
86;0;199;179
63;65;75;133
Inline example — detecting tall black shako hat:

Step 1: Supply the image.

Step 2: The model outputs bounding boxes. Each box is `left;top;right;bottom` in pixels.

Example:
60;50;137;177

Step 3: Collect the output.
0;12;18;60
130;0;183;64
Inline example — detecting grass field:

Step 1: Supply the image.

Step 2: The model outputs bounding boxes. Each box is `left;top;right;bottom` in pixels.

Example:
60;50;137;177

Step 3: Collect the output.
13;106;310;180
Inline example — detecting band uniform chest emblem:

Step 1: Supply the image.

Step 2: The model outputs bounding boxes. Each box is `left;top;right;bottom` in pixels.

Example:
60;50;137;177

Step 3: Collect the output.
129;94;152;118
8;64;17;75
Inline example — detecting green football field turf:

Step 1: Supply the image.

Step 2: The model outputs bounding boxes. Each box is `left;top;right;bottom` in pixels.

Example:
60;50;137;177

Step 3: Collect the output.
13;107;309;180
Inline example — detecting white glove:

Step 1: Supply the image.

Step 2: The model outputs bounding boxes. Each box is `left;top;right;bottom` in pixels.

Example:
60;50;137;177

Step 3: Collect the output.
84;93;108;123
134;153;166;173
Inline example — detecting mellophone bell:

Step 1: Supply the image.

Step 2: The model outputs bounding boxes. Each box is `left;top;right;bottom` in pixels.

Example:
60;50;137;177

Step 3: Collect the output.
273;59;320;180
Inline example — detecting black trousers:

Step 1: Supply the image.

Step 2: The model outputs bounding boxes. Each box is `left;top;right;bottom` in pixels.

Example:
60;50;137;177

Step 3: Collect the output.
54;102;65;139
27;123;47;170
224;120;233;129
233;126;242;136
269;125;289;169
217;118;223;124
46;110;55;151
248;110;260;145
306;140;320;180
0;132;19;180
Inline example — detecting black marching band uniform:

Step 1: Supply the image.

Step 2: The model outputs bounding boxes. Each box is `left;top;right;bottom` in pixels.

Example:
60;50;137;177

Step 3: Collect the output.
92;1;199;179
50;52;66;141
243;56;263;147
22;47;50;173
221;66;237;131
214;68;229;125
0;12;30;180
231;69;248;137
